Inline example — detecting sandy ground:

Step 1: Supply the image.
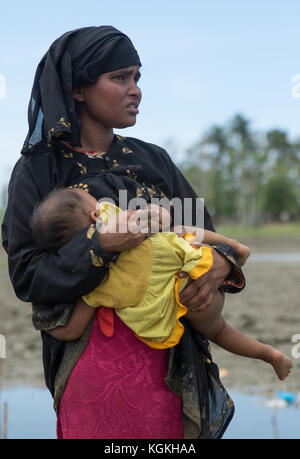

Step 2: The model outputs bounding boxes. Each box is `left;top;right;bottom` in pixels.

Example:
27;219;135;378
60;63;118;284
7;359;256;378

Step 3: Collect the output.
0;247;44;389
0;235;300;399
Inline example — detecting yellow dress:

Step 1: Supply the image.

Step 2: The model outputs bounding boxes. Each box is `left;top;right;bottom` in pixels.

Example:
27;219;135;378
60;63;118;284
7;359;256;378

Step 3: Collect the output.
82;203;213;349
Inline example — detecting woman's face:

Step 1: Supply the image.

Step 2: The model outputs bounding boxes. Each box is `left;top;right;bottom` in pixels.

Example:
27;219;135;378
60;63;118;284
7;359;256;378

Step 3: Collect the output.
74;65;142;129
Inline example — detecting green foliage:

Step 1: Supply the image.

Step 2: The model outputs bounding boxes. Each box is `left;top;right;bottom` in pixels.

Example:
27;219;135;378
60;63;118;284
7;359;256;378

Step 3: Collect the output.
261;175;299;220
179;113;300;225
0;184;8;219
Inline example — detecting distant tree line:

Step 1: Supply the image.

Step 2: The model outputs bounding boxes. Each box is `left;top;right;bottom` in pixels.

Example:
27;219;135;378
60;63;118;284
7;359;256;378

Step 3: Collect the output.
0;113;299;227
179;113;300;226
0;183;7;220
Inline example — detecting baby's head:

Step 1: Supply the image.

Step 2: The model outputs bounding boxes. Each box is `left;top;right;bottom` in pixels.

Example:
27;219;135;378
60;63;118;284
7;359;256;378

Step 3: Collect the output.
30;187;99;251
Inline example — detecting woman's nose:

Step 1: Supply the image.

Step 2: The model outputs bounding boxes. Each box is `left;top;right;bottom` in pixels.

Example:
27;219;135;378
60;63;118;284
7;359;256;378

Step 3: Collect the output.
128;79;142;100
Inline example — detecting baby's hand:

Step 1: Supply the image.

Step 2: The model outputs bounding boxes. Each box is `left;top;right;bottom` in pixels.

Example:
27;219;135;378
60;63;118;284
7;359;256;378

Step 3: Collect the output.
172;226;204;243
146;204;172;232
228;239;251;266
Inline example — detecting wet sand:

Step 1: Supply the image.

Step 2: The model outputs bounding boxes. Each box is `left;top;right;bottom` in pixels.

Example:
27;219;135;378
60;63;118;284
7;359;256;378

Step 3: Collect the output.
210;232;300;396
211;259;300;397
1;235;300;398
0;248;44;389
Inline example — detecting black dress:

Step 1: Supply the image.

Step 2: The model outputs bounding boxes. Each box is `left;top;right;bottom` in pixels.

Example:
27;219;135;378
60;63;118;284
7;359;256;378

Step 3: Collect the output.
2;134;241;438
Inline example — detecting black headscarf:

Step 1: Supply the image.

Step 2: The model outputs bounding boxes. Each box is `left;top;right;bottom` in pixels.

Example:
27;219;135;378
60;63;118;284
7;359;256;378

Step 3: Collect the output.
22;26;141;154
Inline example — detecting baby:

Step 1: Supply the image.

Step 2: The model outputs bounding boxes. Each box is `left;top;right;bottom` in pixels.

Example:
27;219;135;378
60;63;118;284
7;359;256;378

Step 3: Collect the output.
31;187;292;381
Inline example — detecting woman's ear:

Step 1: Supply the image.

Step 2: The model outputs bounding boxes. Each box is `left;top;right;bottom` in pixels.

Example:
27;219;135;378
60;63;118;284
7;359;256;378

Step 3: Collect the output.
73;87;85;102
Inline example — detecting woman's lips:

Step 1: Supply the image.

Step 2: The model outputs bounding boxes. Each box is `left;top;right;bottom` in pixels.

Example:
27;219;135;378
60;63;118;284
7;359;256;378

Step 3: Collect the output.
126;104;139;114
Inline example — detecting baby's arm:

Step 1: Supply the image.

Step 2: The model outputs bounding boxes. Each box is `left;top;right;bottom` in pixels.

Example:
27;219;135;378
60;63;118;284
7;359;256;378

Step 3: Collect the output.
174;226;250;266
201;229;250;266
47;298;96;341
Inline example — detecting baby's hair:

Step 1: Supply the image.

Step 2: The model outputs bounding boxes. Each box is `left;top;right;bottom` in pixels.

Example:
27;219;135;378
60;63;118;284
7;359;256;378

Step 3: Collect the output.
30;187;89;251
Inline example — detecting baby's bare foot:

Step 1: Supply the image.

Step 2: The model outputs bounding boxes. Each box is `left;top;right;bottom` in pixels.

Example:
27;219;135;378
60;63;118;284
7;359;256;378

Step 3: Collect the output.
269;348;293;381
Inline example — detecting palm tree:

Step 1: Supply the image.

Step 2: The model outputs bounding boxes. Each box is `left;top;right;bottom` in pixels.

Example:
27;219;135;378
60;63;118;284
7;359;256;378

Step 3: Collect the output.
262;129;300;220
229;113;265;225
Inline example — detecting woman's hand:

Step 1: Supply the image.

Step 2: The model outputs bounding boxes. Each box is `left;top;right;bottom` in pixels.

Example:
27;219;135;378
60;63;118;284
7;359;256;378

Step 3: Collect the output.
178;248;231;312
97;204;171;253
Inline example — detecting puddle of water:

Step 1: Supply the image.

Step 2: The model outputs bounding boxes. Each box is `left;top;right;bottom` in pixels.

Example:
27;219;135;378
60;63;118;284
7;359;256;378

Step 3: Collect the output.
249;253;300;263
0;386;299;439
223;390;300;439
0;386;56;439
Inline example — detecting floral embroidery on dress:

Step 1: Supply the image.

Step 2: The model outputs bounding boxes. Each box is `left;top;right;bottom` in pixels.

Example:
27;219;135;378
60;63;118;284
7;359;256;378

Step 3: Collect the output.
126;169;138;180
84;151;107;159
116;134;133;154
122;146;133;155
68;183;89;192
136;187;145;197
87;225;96;239
60;117;71;128
147;184;157;198
89;250;104;267
77;162;87;175
61;150;73;158
47;127;55;147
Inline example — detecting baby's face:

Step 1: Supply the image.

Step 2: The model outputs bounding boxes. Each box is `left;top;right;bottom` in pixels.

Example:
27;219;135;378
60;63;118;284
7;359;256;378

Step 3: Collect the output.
73;188;100;223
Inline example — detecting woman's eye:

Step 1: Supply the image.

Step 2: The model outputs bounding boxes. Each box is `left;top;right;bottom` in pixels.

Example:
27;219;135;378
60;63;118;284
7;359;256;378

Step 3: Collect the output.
135;72;141;83
113;74;125;81
111;72;141;83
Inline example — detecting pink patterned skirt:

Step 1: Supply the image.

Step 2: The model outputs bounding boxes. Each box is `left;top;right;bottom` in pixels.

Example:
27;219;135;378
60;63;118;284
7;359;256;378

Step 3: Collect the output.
57;312;183;439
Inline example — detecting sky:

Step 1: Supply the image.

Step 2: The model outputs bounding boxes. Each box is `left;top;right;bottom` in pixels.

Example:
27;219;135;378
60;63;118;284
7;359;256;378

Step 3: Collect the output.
0;0;299;187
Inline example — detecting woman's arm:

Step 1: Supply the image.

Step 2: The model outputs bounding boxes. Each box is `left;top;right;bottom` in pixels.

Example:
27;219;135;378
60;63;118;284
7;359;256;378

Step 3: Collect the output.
2;153;160;305
2;154;113;304
47;298;96;341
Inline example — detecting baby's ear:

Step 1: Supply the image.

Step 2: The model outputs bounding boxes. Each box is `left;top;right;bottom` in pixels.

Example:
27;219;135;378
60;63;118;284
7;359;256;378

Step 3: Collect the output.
90;209;100;224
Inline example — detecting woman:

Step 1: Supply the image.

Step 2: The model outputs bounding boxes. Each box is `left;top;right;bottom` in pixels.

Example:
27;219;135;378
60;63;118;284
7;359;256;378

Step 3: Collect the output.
2;26;244;439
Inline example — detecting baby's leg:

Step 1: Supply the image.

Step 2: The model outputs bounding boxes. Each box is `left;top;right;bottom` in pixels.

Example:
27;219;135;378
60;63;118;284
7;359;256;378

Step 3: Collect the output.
186;289;227;341
186;291;293;381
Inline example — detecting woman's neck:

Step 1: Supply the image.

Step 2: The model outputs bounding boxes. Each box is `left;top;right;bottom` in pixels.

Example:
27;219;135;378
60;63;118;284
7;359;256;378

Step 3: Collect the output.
78;113;114;152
